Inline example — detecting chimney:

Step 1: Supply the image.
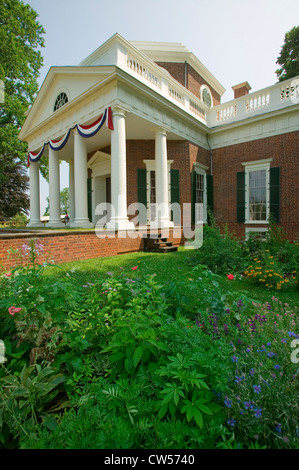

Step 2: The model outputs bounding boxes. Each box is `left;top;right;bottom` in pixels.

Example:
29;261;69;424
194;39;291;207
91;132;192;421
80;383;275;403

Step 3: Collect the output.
232;81;251;99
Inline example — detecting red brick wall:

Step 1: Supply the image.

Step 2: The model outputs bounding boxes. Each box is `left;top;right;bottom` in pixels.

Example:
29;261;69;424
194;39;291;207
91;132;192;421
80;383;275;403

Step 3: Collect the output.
0;228;185;272
212;131;299;241
155;62;220;106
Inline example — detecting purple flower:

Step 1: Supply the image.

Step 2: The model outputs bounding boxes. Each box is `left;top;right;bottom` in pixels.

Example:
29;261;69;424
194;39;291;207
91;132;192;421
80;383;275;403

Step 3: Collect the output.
267;342;271;347
267;352;276;357
235;376;243;384
288;331;296;337
254;408;262;418
224;397;232;408
253;385;261;394
275;423;282;434
226;309;230;314
232;356;238;363
250;368;255;376
274;364;281;369
246;348;251;353
281;338;287;343
227;419;236;427
244;401;254;410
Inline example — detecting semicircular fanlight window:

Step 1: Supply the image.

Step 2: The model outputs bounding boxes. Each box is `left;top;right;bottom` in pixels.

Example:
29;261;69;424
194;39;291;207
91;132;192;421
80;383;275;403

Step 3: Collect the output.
54;92;68;112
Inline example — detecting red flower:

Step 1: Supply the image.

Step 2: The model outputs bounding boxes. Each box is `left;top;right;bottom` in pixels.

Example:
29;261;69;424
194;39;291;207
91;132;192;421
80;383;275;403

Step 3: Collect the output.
4;272;12;277
227;274;234;280
8;306;22;316
131;266;138;270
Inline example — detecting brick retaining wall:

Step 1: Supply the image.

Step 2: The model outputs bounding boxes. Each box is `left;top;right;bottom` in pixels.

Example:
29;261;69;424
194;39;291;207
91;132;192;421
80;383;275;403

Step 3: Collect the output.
0;228;185;272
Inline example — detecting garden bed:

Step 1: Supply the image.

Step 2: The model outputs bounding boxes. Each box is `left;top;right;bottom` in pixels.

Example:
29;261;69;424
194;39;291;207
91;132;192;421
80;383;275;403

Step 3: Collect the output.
0;223;298;449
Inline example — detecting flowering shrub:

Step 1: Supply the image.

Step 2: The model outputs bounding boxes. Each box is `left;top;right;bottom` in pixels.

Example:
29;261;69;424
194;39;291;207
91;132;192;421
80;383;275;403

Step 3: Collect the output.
244;252;297;290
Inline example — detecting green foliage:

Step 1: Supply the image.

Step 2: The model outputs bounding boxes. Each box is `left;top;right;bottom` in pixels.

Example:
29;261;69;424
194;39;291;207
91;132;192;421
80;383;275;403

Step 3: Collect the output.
188;221;245;275
0;0;46;218
276;25;299;82
0;241;298;449
0;364;67;447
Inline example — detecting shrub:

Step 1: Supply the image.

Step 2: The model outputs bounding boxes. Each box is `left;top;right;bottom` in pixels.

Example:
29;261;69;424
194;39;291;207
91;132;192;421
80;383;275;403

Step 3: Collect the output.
188;220;244;275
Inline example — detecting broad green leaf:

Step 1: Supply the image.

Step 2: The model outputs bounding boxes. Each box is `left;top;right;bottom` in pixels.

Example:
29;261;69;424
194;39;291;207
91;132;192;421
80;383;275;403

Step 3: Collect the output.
133;346;143;368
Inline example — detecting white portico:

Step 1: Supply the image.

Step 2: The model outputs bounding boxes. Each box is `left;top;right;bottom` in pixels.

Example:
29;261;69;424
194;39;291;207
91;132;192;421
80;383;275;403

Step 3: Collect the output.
19;33;223;231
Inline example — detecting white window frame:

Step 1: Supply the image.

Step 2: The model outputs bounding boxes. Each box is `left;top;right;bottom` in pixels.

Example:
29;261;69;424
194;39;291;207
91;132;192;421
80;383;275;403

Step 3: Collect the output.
143;159;173;224
245;227;268;240
194;162;208;224
242;158;272;224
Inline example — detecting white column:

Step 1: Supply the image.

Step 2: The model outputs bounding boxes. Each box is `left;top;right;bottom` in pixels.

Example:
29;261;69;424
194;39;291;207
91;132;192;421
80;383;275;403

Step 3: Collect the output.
46;148;64;227
106;106;134;231
68;160;75;224
154;127;173;228
70;129;93;228
27;160;43;227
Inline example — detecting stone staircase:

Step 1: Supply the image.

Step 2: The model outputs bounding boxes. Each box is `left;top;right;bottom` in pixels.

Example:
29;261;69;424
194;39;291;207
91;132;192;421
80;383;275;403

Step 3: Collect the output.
144;233;178;253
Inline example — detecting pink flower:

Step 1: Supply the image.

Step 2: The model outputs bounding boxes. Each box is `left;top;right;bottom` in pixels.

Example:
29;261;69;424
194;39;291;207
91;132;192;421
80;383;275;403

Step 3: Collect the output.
4;272;12;278
227;274;234;280
131;266;138;270
8;306;22;316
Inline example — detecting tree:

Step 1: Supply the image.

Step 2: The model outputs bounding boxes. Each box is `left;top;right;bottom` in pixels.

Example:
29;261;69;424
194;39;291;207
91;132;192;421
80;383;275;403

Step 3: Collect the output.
43;188;70;216
0;155;29;219
276;26;299;82
0;0;45;218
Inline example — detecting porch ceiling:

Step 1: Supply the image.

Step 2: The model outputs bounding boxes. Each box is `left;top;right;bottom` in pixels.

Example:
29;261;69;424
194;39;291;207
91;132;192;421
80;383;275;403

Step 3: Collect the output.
54;111;185;162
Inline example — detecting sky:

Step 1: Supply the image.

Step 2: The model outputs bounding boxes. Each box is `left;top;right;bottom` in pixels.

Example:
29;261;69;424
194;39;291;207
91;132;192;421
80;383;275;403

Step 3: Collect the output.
24;0;299;215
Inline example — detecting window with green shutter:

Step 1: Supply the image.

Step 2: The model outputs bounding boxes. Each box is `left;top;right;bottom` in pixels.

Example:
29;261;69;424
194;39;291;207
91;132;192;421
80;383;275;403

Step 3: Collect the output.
170;169;180;222
270;167;280;223
137;168;147;225
236;171;245;223
206;174;213;223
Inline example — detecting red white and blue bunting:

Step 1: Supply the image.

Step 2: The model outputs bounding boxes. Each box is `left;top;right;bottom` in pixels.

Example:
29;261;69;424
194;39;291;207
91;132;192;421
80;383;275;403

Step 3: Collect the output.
27;107;114;167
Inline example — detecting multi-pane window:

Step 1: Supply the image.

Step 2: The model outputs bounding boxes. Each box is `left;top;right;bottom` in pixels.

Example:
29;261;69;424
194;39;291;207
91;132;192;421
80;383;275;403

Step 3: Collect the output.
248;170;267;221
193;163;208;223
242;159;271;224
196;173;204;204
200;85;213;108
54;92;68;112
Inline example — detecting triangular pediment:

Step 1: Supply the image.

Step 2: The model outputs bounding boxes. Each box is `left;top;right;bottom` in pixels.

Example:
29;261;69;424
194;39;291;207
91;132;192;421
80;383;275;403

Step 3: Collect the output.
19;66;115;141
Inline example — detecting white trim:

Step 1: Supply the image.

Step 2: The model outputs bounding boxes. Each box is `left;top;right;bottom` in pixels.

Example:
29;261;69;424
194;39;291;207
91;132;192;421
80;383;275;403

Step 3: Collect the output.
245;226;268;240
193;163;207;224
143;159;173;224
243;160;271;224
200;85;213;108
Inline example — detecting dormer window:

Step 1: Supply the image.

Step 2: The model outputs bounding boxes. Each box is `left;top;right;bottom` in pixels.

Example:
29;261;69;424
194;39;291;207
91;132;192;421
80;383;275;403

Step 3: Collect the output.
54;92;68;112
200;85;212;108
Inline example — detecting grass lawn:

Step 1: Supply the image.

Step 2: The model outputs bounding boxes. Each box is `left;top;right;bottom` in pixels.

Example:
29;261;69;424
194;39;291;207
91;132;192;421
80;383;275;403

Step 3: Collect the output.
45;247;299;308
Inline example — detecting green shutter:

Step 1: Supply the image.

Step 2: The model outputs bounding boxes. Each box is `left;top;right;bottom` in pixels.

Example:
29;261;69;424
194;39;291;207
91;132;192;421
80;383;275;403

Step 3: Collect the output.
170;169;180;204
191;170;197;225
236;171;245;223
137;168;147;225
270;167;280;223
206;174;213;223
87;177;92;222
170;169;180;222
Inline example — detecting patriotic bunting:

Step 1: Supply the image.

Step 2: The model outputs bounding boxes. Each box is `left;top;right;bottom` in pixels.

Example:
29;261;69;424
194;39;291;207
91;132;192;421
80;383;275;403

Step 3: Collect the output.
27;107;114;167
